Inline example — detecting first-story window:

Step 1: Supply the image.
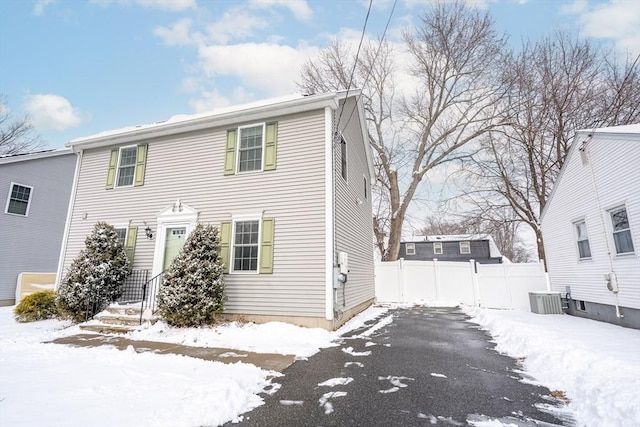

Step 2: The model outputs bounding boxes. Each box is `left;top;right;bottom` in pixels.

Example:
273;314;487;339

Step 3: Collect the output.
117;146;137;187
114;227;127;243
405;243;416;255
238;124;264;173
5;183;33;216
574;220;591;259
434;242;443;255
460;241;471;254
233;220;260;271
609;206;634;254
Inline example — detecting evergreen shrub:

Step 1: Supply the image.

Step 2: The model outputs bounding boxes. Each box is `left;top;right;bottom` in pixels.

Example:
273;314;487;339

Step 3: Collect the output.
14;290;58;322
157;223;226;327
56;222;130;321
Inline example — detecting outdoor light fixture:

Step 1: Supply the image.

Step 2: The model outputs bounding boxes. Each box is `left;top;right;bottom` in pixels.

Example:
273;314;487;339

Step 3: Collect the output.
143;221;154;240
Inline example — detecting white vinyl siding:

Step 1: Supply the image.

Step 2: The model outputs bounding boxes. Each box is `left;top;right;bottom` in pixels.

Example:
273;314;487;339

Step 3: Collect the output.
61;110;328;318
333;96;375;315
541;130;640;310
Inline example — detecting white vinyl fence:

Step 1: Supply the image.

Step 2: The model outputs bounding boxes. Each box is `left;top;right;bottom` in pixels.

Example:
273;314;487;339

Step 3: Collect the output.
375;259;550;310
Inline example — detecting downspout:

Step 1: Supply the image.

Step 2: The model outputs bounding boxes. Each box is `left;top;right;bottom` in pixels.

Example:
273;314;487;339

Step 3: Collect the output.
55;147;83;290
582;136;622;318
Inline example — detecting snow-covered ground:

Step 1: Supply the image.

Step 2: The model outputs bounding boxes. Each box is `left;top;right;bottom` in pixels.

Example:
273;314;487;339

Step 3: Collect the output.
1;304;639;426
463;306;640;427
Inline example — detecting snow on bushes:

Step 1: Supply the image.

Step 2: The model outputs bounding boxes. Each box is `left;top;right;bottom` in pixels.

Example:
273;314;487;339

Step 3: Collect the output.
157;223;226;327
56;222;130;321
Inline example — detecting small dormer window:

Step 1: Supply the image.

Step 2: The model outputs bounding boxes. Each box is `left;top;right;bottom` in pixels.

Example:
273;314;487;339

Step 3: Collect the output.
460;241;471;254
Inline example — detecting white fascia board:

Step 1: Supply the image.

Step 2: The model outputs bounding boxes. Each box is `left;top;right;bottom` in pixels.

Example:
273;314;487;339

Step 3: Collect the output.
0;148;74;165
66;93;341;151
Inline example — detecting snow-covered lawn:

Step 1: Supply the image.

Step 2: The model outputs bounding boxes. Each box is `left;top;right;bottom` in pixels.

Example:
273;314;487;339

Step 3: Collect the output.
1;304;638;426
463;306;640;427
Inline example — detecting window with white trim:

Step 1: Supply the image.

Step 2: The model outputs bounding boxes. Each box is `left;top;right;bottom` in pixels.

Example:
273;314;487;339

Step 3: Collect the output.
233;220;260;272
574;220;591;259
238;124;264;172
433;242;443;255
405;243;416;255
117;146;137;187
5;183;33;216
114;227;127;243
609;206;634;254
460;241;471;254
340;136;347;181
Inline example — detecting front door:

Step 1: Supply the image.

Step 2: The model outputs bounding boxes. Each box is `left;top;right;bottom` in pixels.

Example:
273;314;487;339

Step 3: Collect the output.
163;227;187;270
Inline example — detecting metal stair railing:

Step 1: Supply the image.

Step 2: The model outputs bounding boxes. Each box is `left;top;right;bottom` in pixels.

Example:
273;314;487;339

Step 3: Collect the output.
139;270;165;325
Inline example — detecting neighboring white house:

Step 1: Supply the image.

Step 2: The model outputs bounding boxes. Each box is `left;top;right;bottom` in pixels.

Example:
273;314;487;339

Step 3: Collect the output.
541;124;640;329
0;149;77;305
56;91;376;330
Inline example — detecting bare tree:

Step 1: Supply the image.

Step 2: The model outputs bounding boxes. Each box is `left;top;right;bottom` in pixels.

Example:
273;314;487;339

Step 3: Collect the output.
457;33;640;262
0;94;44;155
299;2;508;260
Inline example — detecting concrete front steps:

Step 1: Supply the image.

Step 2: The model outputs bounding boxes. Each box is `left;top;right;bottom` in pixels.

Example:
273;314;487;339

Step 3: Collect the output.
79;303;160;334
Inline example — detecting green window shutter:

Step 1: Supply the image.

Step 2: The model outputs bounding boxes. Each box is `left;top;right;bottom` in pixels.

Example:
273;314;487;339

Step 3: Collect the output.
220;221;232;273
106;149;118;189
224;129;237;175
264;122;277;171
260;218;275;274
125;227;137;268
134;144;148;187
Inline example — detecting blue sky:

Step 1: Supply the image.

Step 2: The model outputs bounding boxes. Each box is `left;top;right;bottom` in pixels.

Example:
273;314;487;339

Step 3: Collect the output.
1;0;638;150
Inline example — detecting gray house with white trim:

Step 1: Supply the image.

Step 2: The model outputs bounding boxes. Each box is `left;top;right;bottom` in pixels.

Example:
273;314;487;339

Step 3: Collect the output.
0;149;77;306
541;124;640;329
57;91;375;330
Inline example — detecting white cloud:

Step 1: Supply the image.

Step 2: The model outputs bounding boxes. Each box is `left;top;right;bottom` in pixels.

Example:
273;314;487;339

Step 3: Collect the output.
205;9;270;44
24;94;83;131
196;42;319;96
90;0;196;12
137;0;196;11
34;0;56;16
188;87;257;113
154;18;202;46
249;0;313;21
560;0;589;15
563;0;640;56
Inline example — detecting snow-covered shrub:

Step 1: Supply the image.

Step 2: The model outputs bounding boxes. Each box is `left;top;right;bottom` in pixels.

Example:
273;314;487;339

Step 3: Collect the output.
56;222;130;322
14;290;58;322
157;223;226;327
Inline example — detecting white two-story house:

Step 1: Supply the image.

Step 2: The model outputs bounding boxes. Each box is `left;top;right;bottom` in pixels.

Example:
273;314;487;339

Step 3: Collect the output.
56;91;375;330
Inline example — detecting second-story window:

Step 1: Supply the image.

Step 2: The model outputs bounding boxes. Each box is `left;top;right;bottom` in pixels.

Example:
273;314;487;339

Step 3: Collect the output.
238;124;264;173
460;241;471;254
117;146;137;187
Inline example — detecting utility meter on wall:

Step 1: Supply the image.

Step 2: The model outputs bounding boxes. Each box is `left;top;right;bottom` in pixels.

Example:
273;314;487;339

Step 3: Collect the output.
338;252;349;274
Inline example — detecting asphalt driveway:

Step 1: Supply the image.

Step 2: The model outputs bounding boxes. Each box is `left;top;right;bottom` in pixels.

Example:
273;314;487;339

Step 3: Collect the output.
227;306;572;426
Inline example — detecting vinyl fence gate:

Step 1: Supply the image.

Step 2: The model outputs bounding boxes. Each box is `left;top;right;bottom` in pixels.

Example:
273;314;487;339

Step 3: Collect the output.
374;259;550;310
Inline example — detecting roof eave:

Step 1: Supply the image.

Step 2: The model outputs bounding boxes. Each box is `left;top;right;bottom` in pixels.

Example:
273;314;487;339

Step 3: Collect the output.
67;93;342;151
